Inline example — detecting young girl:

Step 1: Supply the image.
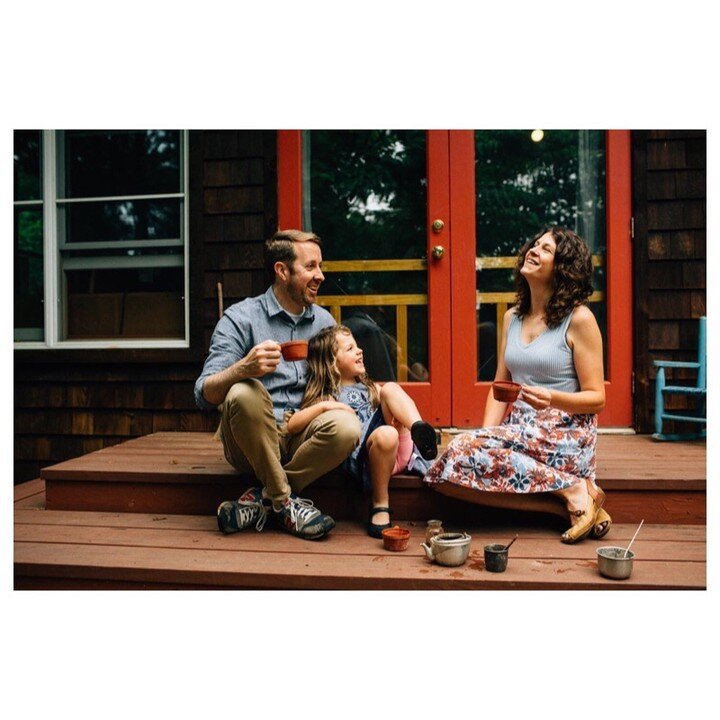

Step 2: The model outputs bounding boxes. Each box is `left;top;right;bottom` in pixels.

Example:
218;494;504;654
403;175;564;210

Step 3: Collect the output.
286;325;438;537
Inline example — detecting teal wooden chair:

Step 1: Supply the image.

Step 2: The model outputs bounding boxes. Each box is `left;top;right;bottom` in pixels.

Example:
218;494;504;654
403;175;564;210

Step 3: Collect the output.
653;316;706;441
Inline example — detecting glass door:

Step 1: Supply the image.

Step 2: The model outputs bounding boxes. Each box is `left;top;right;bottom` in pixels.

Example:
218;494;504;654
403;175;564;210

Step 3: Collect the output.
278;130;452;425
450;130;632;427
278;130;632;428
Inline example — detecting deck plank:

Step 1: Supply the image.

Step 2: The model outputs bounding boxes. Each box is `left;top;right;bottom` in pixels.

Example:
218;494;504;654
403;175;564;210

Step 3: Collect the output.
13;523;707;562
14;478;46;502
14;540;705;590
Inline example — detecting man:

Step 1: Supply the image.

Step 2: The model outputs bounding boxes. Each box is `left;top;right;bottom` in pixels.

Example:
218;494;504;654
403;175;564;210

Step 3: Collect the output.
194;229;361;540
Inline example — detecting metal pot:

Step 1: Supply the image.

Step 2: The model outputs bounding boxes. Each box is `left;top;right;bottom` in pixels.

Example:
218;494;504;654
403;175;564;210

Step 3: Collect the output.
597;546;635;580
421;532;472;567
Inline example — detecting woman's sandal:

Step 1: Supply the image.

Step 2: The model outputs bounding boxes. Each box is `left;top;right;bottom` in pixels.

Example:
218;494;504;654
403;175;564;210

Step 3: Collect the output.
593;508;612;539
411;421;439;460
561;493;599;544
368;506;393;538
585;480;612;539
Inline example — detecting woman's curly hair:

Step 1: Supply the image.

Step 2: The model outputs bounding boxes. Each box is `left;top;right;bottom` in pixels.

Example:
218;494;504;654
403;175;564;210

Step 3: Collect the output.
514;226;594;328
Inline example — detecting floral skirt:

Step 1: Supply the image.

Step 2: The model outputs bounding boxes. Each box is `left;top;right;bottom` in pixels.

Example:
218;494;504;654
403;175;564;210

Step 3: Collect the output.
424;402;597;493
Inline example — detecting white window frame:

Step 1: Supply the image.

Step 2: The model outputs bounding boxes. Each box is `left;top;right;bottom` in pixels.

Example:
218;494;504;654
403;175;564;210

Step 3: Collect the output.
14;130;190;350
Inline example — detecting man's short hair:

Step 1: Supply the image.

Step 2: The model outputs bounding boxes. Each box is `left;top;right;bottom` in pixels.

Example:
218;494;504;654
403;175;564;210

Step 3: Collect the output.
264;229;322;280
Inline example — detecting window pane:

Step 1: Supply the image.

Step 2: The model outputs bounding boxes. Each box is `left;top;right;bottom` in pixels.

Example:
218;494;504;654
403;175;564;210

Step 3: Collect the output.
304;130;429;382
14;130;42;201
14;207;44;340
62;198;182;244
58;130;187;342
62;130;181;198
474;130;607;380
64;267;184;339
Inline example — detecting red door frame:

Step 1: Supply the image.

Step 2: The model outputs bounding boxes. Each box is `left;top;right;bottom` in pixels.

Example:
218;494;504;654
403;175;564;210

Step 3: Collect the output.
277;130;452;425
449;130;633;427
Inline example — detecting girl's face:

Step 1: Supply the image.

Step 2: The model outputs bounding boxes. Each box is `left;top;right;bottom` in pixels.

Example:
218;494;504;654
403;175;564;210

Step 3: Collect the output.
334;332;366;380
520;232;557;284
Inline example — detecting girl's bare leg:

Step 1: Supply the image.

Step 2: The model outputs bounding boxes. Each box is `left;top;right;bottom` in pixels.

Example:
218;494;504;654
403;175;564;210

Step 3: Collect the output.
380;381;422;427
381;382;438;459
366;425;399;526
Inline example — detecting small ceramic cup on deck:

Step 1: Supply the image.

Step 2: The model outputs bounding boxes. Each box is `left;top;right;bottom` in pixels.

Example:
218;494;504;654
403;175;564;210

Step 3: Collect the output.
484;543;509;572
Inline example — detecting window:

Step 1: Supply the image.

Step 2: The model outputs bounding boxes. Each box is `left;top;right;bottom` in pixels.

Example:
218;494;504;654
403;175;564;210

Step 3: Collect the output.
13;130;189;348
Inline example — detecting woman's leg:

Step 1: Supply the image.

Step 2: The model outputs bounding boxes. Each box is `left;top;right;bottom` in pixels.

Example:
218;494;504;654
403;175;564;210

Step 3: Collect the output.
366;425;400;527
554;479;596;543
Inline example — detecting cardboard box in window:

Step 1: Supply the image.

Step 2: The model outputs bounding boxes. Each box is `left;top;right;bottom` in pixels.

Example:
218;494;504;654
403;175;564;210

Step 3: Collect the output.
68;293;124;339
122;292;184;338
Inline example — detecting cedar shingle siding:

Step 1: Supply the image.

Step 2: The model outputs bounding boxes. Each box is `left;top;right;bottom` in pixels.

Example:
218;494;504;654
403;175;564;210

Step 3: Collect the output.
633;130;706;432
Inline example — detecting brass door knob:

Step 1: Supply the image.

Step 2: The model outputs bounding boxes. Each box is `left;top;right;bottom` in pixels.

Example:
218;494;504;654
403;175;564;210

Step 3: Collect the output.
432;219;445;234
432;245;445;259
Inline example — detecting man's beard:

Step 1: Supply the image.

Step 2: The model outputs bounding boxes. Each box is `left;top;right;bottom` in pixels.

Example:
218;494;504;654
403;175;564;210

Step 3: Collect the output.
287;273;313;308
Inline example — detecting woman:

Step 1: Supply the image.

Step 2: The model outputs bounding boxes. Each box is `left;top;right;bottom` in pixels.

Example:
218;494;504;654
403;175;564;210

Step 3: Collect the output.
425;226;611;543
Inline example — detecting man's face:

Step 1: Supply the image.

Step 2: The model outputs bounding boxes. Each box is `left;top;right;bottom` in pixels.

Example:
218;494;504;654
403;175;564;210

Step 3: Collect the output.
282;241;325;309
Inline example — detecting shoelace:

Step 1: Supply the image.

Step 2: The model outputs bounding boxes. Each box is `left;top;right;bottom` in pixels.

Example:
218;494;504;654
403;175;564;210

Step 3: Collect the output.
287;496;320;531
238;498;268;531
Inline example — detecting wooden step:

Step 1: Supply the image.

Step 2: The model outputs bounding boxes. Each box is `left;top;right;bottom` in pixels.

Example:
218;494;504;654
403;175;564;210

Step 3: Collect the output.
40;432;706;525
14;493;706;590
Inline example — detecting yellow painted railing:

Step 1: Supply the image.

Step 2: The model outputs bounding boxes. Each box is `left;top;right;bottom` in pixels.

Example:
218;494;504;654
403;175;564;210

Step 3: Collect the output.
317;256;605;380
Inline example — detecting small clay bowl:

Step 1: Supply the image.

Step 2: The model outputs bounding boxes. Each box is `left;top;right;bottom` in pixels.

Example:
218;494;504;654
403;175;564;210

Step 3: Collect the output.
484;543;509;573
382;525;411;552
597;546;635;580
281;340;308;361
492;381;521;403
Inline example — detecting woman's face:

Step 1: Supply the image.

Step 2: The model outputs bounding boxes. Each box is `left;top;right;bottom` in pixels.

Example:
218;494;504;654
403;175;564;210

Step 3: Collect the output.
520;232;557;284
334;332;366;380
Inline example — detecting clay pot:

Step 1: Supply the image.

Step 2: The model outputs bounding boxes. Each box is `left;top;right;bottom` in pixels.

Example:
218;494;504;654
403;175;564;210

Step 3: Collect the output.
382;525;411;552
492;380;521;403
281;340;308;361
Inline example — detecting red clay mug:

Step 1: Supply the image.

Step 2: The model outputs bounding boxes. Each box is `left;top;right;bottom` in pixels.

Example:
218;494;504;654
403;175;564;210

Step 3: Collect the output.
382;526;411;552
280;340;308;361
492;380;521;403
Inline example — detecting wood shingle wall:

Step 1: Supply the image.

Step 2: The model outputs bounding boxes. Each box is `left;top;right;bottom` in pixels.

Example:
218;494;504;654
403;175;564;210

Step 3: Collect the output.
632;130;706;432
14;131;278;484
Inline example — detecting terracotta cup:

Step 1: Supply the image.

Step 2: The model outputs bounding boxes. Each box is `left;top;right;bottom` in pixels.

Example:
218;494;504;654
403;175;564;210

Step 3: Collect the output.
492;380;521;403
382;525;411;552
280;340;308;361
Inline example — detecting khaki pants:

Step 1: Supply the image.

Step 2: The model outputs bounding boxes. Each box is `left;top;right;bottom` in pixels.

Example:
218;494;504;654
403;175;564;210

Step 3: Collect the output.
220;379;362;505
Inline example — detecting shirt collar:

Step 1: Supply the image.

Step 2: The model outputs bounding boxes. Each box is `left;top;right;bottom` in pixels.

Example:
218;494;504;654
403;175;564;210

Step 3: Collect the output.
264;286;316;321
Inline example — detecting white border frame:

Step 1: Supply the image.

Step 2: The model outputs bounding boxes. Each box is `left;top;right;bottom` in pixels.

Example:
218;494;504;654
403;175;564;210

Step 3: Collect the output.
14;130;190;350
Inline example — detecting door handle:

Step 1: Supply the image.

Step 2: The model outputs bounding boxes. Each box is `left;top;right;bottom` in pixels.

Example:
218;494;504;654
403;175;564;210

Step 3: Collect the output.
432;245;445;259
432;219;445;233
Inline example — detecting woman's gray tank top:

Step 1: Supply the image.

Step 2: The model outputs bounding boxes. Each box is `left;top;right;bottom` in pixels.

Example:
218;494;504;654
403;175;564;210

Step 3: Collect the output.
504;310;579;392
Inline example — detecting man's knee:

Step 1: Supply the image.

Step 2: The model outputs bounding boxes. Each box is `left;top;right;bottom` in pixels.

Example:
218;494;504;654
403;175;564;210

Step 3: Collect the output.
316;409;362;452
224;379;271;420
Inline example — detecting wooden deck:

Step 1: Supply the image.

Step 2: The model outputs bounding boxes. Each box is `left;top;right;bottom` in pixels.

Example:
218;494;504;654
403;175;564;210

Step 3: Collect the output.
40;432;706;525
14;480;706;590
16;432;705;589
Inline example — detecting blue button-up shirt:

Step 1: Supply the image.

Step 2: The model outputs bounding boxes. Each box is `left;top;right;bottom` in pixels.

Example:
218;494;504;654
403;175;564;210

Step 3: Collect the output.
194;286;335;423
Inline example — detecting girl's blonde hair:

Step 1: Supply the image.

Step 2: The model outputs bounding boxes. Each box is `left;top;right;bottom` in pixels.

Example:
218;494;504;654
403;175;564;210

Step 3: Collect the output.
302;325;380;409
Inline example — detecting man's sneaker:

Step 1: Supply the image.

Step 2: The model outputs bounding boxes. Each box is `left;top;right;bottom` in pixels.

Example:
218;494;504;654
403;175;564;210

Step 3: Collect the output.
272;494;336;540
216;486;271;534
